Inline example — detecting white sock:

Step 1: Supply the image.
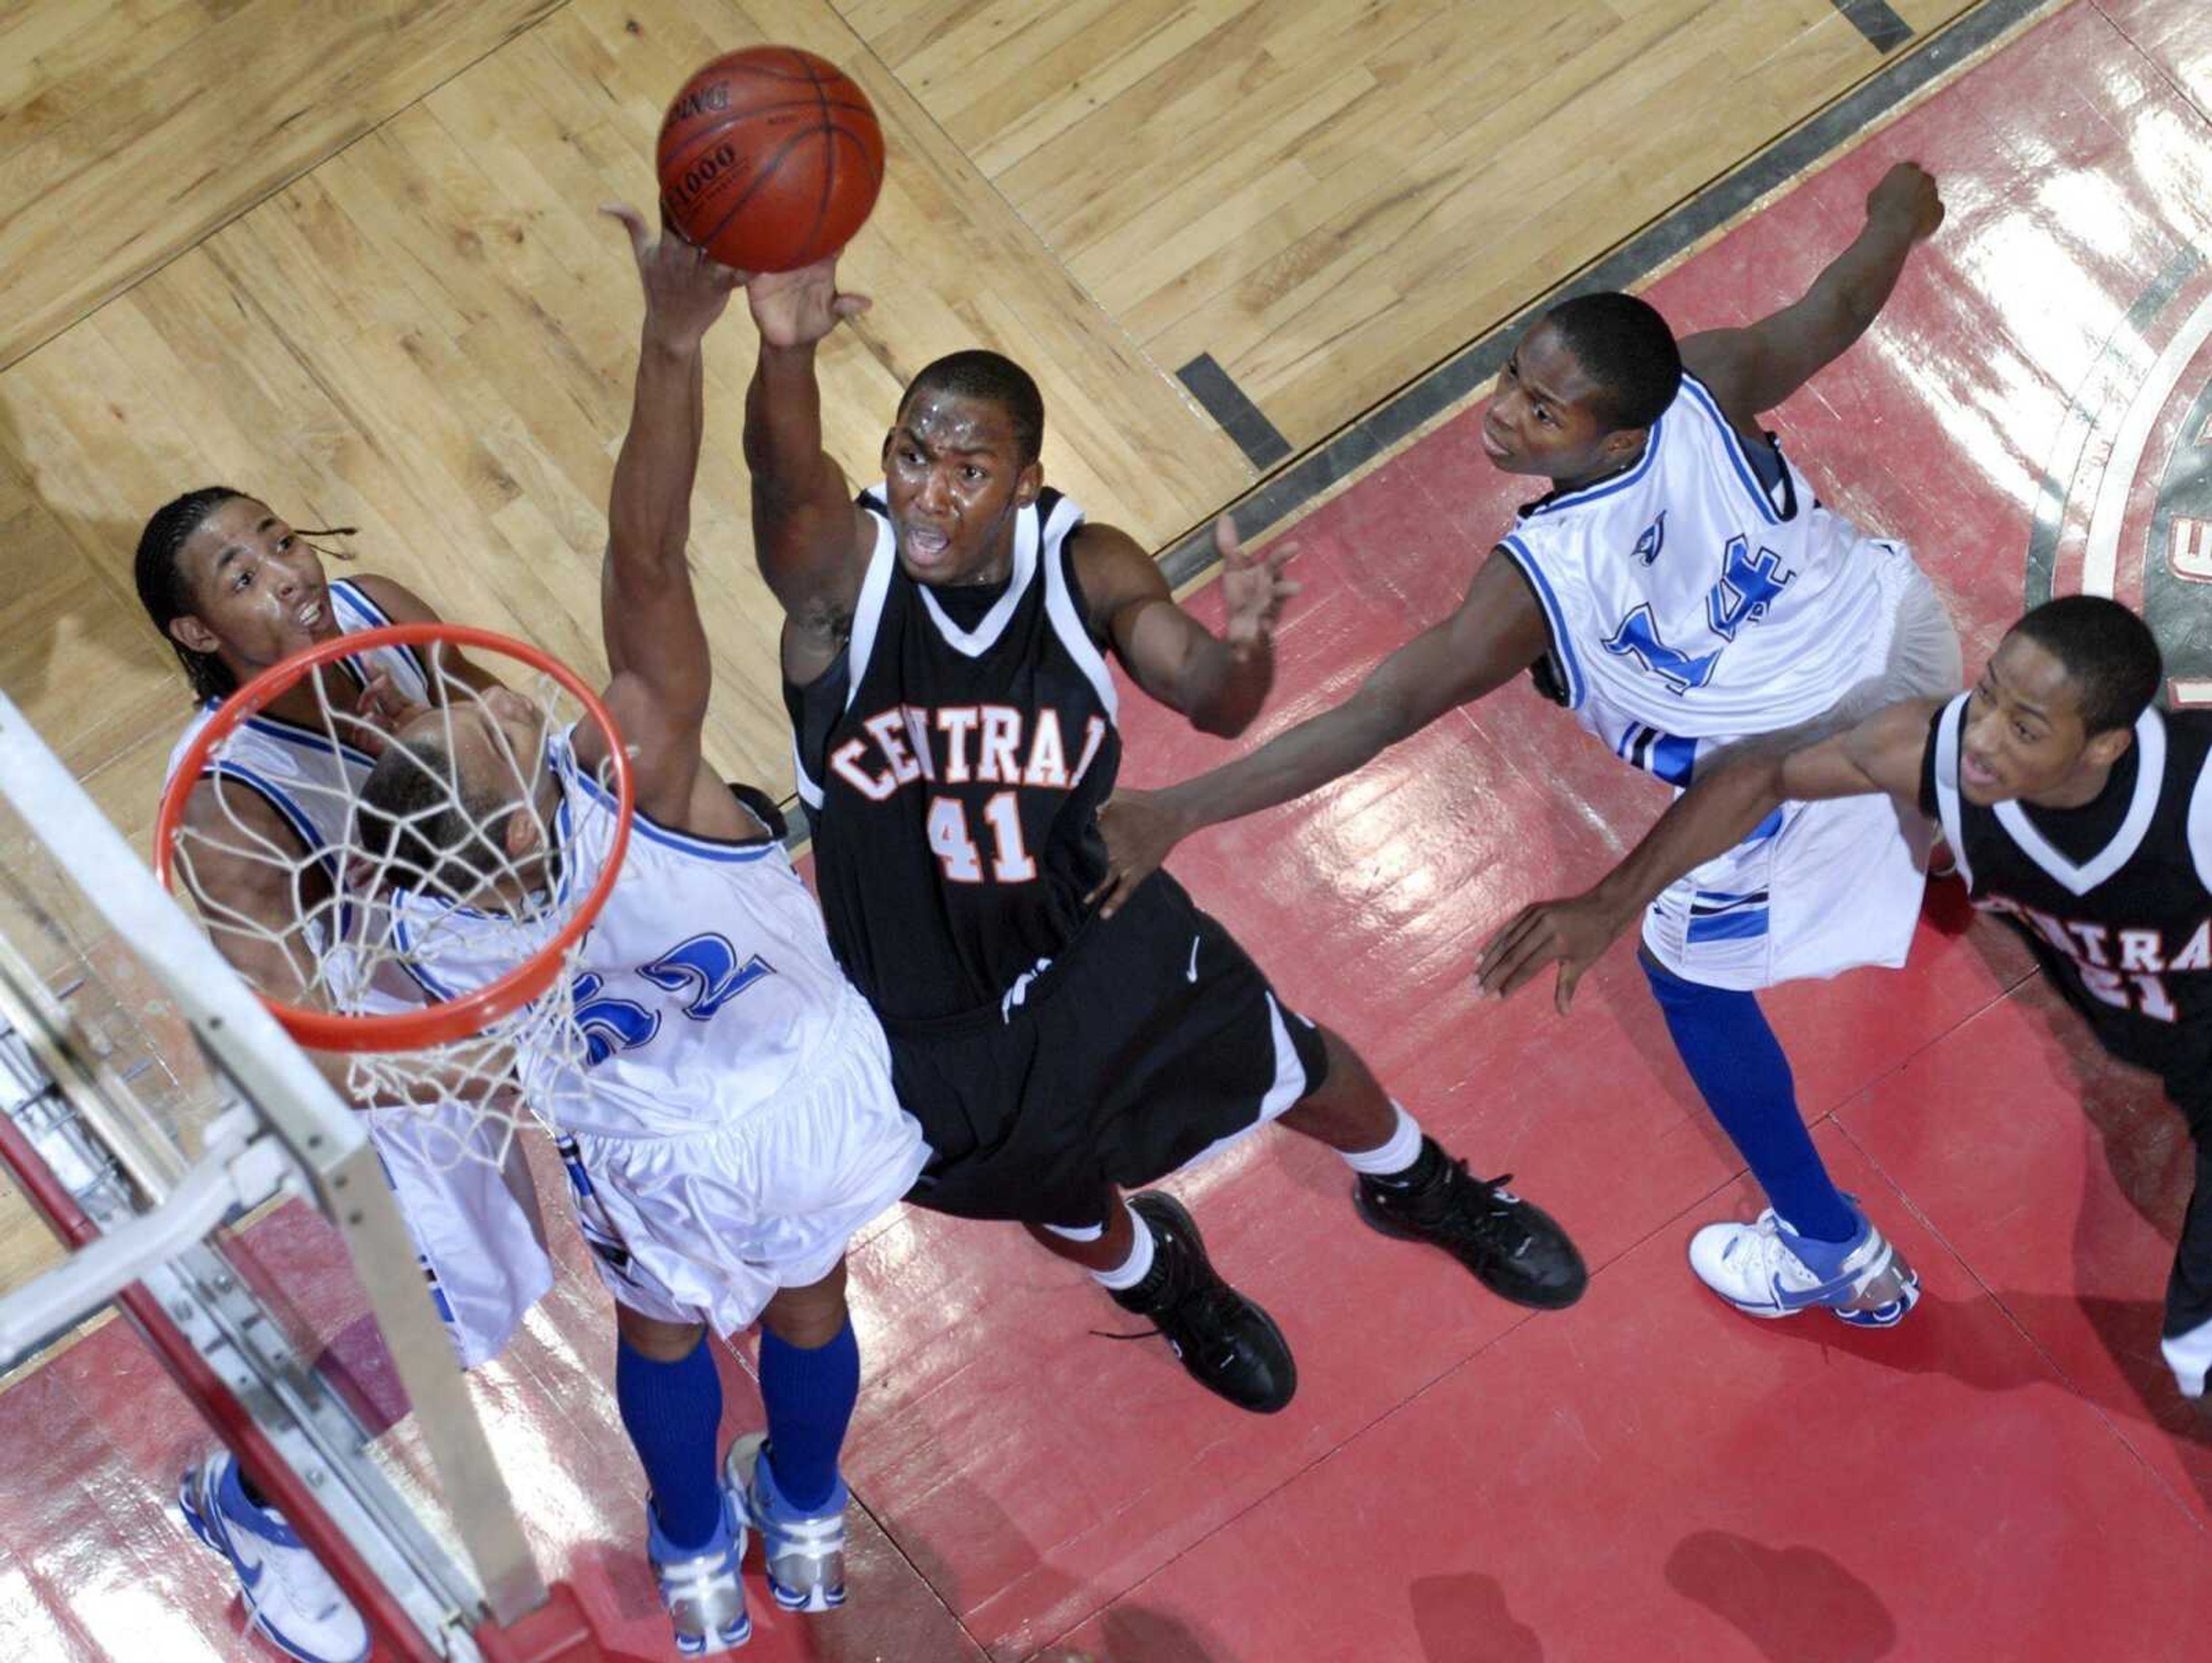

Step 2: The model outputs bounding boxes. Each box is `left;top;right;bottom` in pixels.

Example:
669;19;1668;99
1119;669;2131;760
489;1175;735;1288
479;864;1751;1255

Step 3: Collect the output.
1088;1200;1157;1291
1339;1103;1425;1176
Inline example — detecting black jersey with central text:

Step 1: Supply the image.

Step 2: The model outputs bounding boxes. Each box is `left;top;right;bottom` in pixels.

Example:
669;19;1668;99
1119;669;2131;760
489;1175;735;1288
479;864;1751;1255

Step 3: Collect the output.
785;486;1120;1023
1920;694;2212;1100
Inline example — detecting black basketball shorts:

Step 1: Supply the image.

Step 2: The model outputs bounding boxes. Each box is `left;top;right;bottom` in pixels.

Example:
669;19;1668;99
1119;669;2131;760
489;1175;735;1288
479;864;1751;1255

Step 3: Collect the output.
885;872;1331;1229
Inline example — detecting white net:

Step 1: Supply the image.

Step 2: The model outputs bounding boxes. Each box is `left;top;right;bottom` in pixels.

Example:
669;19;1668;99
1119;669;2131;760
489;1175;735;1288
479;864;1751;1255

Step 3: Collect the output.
162;639;621;1178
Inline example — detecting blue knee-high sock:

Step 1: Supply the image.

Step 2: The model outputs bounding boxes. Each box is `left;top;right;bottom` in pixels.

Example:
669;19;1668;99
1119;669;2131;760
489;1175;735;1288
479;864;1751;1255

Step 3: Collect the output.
1641;953;1857;1243
616;1334;726;1550
757;1320;859;1514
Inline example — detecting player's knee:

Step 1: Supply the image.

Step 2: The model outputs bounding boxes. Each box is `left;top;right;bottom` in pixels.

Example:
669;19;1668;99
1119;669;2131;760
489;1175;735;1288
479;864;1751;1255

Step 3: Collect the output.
616;1304;708;1361
761;1264;851;1348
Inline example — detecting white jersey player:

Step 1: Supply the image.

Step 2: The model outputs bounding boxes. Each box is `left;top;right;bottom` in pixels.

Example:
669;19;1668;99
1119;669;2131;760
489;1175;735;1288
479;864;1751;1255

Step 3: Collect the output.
380;729;918;1337
135;494;550;1663
1494;370;1955;988
357;206;925;1656
164;572;553;1366
1093;162;1957;1333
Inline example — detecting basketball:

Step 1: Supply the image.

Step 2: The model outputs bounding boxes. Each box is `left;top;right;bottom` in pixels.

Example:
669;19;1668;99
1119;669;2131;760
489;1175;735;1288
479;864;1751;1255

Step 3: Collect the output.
656;46;885;274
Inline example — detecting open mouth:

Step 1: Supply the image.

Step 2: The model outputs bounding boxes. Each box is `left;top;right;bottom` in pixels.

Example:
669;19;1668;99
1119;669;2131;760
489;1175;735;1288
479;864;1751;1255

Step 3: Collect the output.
902;525;953;566
297;596;328;632
1960;752;2000;792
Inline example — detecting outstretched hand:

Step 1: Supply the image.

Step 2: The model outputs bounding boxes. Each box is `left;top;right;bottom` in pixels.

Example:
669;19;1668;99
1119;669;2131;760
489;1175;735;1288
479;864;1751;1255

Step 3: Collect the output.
745;256;873;351
1086;787;1196;918
1472;891;1634;1015
1214;516;1300;650
603;202;743;351
1865;161;1944;244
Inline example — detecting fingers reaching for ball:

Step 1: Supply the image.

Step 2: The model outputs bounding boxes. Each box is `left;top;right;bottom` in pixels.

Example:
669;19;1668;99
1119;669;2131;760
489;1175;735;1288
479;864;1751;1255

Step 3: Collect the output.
602;201;747;351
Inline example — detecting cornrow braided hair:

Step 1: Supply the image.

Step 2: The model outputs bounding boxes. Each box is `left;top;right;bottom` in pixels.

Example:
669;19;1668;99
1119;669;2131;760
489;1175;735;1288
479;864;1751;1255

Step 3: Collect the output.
132;487;359;705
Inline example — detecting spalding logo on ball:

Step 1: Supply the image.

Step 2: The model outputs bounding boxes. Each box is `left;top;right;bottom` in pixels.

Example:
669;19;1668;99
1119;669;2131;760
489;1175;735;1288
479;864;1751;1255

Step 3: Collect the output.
657;46;886;272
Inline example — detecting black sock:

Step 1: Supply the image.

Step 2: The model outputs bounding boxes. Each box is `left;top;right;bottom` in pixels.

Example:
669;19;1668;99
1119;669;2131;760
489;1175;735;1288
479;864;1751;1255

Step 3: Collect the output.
236;1464;270;1512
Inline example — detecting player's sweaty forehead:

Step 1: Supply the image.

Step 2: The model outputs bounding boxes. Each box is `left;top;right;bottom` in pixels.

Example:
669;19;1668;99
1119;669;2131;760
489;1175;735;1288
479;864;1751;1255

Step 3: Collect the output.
893;389;1019;463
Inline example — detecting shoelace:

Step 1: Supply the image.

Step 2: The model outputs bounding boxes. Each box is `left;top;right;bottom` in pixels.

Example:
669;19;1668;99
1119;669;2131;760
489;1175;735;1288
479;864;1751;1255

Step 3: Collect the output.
1088;1278;1245;1364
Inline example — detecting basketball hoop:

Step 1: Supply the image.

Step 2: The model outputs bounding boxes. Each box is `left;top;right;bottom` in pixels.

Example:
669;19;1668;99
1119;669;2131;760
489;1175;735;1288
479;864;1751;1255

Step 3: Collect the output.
153;624;632;1149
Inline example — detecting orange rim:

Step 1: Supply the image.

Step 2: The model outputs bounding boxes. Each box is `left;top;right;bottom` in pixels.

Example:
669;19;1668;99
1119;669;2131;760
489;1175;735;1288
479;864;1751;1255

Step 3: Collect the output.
153;623;633;1055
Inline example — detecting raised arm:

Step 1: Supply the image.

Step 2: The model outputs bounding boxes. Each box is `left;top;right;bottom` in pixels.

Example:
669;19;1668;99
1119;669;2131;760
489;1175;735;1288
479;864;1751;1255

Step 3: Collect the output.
1089;547;1552;913
590;204;740;821
1679;162;1944;434
739;260;877;679
1475;697;1944;1011
1073;515;1297;740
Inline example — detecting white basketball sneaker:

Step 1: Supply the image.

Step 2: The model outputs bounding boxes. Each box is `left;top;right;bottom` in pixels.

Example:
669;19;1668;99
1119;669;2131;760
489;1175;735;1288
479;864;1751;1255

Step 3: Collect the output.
726;1433;848;1613
178;1453;369;1663
1688;1203;1921;1328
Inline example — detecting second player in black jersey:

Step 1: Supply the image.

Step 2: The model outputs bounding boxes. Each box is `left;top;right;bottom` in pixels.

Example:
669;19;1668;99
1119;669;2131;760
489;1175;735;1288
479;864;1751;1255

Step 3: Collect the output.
738;253;1586;1416
1476;594;2212;1410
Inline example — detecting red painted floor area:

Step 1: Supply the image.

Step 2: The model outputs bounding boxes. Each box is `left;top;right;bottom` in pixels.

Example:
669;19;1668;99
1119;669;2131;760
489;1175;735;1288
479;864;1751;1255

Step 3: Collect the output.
9;2;2212;1658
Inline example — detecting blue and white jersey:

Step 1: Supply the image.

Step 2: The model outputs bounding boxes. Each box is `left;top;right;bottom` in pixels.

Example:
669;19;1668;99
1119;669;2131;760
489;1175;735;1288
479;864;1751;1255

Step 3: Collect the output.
164;578;429;876
389;734;874;1143
1498;373;1907;787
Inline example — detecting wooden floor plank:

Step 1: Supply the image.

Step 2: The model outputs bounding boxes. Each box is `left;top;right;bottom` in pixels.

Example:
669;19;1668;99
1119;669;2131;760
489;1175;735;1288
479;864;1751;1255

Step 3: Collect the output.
0;0;1251;829
858;0;1983;452
0;0;565;370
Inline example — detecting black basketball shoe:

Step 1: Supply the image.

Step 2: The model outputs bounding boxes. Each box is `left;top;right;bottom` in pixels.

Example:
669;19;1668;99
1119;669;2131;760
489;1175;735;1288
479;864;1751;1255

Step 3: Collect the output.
1355;1138;1588;1310
1109;1192;1297;1414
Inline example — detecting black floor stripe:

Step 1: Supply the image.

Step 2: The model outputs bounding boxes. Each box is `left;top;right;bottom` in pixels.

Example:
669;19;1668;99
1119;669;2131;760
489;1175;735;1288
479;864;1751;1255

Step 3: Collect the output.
1176;353;1294;469
1835;0;1916;54
1159;0;2055;589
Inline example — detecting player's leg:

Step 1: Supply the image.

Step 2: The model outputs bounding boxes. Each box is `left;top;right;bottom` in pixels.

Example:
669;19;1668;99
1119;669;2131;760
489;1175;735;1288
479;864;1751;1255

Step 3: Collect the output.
177;1453;370;1663
1274;1025;1587;1310
2159;1107;2212;1408
728;1262;860;1613
178;1103;548;1663
616;1304;753;1655
1030;1187;1297;1414
1643;951;1918;1327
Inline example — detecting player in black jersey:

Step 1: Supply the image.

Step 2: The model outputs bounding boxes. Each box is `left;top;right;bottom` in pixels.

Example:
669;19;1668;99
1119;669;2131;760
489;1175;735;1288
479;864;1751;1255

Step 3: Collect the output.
736;257;1586;1415
1475;596;2212;1408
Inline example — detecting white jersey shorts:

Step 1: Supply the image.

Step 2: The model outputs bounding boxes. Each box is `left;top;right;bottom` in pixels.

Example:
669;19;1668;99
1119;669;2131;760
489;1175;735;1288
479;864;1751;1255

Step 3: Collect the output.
552;987;925;1334
1639;547;1963;990
368;1096;552;1368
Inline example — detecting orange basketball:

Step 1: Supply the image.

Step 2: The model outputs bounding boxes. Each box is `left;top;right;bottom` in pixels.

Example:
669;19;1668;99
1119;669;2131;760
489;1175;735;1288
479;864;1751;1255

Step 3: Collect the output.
657;46;885;274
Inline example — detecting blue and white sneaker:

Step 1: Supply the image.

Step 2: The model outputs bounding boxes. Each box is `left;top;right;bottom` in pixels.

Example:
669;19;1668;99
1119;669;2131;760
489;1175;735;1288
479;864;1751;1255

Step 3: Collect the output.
1688;1203;1921;1329
726;1434;847;1613
648;1490;752;1654
178;1454;369;1663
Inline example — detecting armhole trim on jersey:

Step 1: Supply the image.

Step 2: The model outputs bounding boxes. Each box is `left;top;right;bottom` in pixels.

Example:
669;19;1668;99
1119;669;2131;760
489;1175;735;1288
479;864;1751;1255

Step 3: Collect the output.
1930;693;1976;891
1496;533;1585;710
564;755;778;863
2186;727;2212;896
1994;705;2166;897
793;738;825;810
194;762;342;888
1678;374;1786;527
1040;497;1116;722
329;579;433;690
844;498;899;713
